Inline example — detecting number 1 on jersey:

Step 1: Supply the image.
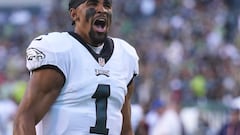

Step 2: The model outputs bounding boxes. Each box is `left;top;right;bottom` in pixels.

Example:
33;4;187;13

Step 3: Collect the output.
90;84;110;135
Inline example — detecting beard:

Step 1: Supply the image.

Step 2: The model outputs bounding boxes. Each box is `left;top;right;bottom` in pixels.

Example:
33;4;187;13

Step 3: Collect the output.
89;28;108;46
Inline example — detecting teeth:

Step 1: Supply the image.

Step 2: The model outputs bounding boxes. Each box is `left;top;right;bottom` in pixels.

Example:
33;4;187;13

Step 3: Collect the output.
97;19;105;23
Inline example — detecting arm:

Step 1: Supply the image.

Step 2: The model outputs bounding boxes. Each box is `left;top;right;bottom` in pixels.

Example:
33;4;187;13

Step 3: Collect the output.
13;68;65;135
121;80;135;135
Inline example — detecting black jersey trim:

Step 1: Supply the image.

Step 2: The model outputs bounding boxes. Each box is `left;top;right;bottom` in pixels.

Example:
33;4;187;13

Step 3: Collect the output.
32;65;66;84
127;73;137;87
68;32;114;64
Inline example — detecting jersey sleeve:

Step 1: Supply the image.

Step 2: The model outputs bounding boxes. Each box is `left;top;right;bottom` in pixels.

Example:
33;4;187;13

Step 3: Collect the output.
26;34;68;78
120;39;139;76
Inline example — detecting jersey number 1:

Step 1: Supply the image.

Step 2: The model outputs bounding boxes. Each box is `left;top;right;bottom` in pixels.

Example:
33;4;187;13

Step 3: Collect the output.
90;84;110;135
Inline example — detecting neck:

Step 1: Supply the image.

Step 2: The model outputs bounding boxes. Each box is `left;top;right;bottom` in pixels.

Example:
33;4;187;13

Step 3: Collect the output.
73;30;104;47
88;43;104;54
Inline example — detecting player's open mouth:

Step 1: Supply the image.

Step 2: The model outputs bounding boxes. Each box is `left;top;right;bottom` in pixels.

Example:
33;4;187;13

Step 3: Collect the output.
93;18;107;33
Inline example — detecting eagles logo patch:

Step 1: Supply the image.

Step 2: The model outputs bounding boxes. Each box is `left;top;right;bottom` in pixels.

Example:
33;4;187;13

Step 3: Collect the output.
26;48;46;61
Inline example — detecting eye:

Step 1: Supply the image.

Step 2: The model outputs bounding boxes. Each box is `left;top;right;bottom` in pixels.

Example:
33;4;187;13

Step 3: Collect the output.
87;1;98;7
104;2;112;8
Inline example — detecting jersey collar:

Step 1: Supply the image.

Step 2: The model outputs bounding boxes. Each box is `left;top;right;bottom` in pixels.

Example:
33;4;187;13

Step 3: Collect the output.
68;32;114;66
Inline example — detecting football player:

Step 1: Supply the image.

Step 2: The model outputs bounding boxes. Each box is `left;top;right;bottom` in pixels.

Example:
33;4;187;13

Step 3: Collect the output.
13;0;139;135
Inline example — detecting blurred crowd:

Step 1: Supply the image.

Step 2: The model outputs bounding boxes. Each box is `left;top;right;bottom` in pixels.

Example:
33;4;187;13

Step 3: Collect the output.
1;0;240;135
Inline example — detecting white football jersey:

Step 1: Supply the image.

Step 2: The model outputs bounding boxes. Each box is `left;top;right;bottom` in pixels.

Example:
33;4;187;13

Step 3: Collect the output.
26;32;139;135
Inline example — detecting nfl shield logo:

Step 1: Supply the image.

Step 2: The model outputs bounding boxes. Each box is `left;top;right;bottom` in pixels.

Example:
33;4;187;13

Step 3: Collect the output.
98;57;105;67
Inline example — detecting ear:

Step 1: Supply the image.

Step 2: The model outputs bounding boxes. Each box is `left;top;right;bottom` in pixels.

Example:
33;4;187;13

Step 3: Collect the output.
69;8;78;22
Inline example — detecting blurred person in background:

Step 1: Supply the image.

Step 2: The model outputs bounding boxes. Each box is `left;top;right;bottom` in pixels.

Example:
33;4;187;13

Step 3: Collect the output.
218;97;240;135
13;0;139;135
0;98;17;135
151;96;185;135
223;0;240;43
145;99;166;135
218;108;240;135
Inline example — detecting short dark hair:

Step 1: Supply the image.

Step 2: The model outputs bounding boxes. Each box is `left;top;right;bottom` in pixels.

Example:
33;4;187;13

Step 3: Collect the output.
69;0;86;25
69;0;113;10
68;0;86;10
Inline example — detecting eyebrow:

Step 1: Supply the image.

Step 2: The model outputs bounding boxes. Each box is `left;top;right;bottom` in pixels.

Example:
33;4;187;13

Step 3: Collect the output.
104;0;112;4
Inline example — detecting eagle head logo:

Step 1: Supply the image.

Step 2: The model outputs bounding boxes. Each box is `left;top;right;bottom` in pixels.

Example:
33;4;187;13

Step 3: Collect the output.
26;48;46;61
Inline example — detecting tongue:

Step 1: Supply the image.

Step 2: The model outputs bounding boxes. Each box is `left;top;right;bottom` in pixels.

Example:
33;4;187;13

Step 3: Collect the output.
93;25;106;33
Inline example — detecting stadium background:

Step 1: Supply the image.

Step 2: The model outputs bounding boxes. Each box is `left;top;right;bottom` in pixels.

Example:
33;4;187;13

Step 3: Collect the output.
0;0;240;134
